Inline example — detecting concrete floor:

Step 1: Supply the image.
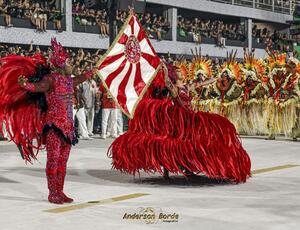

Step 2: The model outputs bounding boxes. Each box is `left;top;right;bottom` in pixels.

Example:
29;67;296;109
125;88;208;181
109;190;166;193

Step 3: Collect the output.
0;136;300;230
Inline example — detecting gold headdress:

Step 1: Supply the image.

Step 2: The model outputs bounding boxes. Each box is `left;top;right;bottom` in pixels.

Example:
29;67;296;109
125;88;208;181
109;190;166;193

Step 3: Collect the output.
174;56;190;81
190;47;214;80
219;50;241;82
241;48;266;81
265;48;287;77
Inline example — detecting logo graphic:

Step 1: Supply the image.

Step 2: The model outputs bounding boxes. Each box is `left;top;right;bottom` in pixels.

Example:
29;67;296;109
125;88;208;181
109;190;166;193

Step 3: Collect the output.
123;207;179;224
125;35;141;64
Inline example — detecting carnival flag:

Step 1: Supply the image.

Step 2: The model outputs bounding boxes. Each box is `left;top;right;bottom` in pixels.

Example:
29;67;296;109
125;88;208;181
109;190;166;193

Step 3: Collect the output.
96;13;161;118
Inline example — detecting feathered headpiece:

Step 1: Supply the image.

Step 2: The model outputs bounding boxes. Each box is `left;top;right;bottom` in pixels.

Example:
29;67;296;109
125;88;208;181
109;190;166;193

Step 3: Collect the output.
219;50;241;81
50;37;68;69
174;56;191;81
31;53;48;67
265;48;287;77
282;52;300;91
254;59;267;80
293;61;300;75
286;51;300;74
241;48;265;81
190;47;213;79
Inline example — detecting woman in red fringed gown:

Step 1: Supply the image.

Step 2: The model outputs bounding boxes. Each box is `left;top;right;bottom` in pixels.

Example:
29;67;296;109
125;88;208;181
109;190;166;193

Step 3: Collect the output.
108;64;251;183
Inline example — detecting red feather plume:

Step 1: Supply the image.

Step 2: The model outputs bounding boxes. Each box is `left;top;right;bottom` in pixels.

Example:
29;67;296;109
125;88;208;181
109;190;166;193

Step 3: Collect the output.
0;55;45;162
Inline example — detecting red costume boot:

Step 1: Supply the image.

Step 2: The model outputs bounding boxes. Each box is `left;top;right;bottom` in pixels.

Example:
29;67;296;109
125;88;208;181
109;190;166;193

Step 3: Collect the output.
46;170;64;204
57;168;73;203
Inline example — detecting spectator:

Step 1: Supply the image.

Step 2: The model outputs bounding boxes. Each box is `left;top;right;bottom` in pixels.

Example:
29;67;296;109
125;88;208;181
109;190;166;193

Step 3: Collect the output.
49;6;63;32
99;83;118;139
178;17;187;38
40;4;49;32
82;66;98;136
0;0;13;27
115;109;124;137
116;9;127;31
23;0;33;19
191;18;201;44
94;89;102;134
31;2;43;32
96;9;109;37
152;15;169;41
73;66;92;140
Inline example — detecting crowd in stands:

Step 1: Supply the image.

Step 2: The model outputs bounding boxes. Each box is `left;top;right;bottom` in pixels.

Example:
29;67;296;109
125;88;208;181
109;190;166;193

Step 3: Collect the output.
72;0;170;40
0;42;101;67
0;0;64;32
72;0;109;37
175;15;295;52
1;0;298;51
139;12;170;40
252;24;297;52
177;16;246;46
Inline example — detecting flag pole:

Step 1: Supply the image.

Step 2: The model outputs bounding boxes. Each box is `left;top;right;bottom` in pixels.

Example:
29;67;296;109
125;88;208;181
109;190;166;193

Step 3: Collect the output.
108;0;117;45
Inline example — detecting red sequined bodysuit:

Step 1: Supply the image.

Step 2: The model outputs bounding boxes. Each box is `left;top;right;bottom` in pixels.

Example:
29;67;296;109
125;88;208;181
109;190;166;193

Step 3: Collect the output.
24;72;86;204
0;39;86;204
43;73;75;142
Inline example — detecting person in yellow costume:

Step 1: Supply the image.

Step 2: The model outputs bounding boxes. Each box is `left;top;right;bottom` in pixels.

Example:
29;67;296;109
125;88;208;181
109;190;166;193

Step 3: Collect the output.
188;48;216;112
282;55;300;140
263;50;300;140
239;49;267;135
210;50;243;130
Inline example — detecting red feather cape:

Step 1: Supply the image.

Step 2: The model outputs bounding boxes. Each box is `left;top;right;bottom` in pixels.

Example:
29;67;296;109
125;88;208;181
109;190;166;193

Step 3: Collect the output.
0;55;46;162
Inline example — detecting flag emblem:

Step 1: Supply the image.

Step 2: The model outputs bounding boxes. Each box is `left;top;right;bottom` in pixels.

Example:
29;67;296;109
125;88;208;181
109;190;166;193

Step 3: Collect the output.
96;13;161;118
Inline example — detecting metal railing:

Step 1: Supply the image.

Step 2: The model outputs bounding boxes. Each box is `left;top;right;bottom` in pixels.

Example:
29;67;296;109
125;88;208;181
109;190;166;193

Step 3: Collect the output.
209;0;300;15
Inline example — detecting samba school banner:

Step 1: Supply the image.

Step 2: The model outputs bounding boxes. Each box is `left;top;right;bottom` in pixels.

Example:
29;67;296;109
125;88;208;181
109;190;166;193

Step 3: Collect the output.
96;12;162;118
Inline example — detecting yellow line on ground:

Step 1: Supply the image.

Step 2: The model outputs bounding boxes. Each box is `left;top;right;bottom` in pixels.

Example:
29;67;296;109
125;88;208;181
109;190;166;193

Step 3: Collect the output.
252;164;299;175
44;193;150;214
44;165;299;214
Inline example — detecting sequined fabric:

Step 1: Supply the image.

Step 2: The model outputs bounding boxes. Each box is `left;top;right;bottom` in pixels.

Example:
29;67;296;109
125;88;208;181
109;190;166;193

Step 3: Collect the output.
24;82;36;92
46;129;71;203
50;38;68;69
44;74;74;203
44;73;75;143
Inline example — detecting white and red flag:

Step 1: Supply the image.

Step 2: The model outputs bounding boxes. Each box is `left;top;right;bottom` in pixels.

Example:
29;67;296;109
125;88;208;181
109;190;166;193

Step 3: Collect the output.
96;13;161;118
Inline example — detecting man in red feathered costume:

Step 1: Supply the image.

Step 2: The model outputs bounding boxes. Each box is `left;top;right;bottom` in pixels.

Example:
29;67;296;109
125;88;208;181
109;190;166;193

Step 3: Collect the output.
0;38;88;204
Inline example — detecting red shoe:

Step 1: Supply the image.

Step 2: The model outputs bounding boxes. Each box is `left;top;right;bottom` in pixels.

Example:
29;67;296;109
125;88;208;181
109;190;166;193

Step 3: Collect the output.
48;193;64;204
57;169;74;203
60;192;74;203
47;170;63;204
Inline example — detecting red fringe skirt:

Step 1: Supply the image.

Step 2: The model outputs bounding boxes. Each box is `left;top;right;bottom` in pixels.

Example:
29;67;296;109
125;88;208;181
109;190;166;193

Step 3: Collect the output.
108;99;251;183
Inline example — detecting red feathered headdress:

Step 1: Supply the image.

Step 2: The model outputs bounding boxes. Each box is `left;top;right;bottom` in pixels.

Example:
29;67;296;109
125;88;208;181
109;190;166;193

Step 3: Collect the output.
31;53;48;67
50;37;68;69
